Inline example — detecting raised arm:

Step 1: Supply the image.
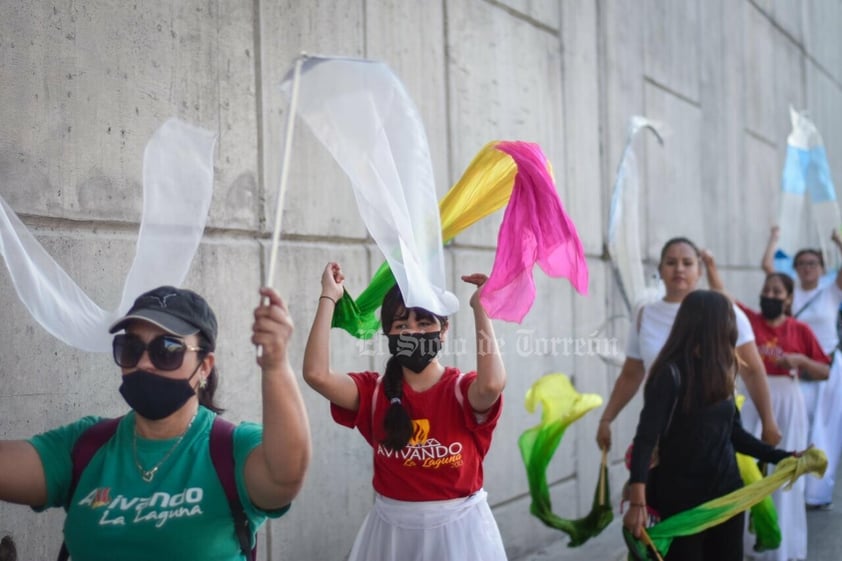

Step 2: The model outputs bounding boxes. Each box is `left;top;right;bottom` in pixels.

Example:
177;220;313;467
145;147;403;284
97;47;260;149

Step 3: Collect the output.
245;287;311;510
301;262;360;411
832;229;842;290
0;440;48;506
761;226;779;275
701;249;726;293
596;357;646;450
462;274;506;413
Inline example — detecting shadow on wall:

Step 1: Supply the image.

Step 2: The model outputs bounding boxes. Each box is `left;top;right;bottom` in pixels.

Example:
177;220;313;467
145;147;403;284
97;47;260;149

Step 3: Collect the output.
0;535;16;561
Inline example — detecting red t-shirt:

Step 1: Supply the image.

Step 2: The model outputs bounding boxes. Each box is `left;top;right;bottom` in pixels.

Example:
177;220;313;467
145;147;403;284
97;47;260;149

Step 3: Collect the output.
737;302;830;376
331;367;502;502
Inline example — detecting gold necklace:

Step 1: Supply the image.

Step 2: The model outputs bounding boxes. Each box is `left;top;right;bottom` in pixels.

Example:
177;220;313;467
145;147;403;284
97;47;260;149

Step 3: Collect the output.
133;412;197;483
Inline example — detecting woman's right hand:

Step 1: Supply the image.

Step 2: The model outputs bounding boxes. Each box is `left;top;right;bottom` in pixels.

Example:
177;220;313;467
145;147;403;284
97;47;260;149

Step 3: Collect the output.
623;482;648;538
320;262;345;302
769;225;780;242
623;503;648;539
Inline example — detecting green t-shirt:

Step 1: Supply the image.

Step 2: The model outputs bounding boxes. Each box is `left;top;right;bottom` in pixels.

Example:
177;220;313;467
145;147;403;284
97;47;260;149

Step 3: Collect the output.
29;407;288;561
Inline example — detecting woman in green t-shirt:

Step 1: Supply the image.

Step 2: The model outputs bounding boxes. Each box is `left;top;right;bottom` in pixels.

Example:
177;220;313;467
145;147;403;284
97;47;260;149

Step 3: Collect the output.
0;285;311;560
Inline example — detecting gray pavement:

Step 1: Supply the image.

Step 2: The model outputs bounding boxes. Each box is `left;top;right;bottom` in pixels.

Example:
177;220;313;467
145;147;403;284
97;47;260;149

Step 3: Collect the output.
513;463;842;561
511;518;627;561
805;479;842;561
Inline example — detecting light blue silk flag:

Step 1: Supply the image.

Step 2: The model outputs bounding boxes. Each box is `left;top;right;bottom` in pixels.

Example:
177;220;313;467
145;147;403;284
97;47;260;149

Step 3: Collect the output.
777;106;840;272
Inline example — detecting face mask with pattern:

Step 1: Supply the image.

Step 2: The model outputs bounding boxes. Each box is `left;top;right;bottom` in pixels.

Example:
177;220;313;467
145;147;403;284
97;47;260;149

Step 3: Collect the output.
387;332;442;373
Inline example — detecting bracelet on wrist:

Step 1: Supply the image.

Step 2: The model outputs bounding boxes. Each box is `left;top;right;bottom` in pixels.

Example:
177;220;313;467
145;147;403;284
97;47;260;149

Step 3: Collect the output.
629;502;646;508
319;295;337;305
599;418;610;424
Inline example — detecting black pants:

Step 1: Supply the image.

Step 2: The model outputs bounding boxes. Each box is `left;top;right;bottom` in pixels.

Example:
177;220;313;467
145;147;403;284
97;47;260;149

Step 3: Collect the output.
665;512;744;561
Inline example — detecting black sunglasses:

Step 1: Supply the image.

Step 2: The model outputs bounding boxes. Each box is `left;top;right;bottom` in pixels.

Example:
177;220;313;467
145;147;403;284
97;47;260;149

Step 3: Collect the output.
112;334;205;371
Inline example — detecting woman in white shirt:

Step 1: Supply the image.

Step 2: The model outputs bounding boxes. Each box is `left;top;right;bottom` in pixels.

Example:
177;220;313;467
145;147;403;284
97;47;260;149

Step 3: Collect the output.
762;226;842;507
596;237;782;451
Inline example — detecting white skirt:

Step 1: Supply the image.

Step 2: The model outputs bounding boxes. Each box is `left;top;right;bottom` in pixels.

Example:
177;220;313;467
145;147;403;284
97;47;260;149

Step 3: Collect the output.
346;489;507;561
741;376;808;561
803;350;842;505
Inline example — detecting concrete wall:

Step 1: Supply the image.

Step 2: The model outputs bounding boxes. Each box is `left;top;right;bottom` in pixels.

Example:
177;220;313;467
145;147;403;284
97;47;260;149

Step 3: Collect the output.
0;1;840;559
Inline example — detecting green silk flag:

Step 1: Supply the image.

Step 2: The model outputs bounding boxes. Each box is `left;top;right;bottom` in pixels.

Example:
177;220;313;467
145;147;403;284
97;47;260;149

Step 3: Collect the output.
737;452;781;552
518;373;613;546
624;447;827;560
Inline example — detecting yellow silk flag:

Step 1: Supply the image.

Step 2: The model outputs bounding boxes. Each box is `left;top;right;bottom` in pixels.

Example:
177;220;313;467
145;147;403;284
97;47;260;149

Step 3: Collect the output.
332;142;518;337
518;374;612;546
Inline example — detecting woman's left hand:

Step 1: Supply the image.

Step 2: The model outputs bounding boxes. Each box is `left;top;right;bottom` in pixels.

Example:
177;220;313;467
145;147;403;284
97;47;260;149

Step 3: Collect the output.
253;287;294;372
461;273;489;311
700;249;715;269
792;443;815;458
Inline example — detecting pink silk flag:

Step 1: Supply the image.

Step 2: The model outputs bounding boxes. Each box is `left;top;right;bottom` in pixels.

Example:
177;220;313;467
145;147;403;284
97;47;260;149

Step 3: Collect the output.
480;142;588;322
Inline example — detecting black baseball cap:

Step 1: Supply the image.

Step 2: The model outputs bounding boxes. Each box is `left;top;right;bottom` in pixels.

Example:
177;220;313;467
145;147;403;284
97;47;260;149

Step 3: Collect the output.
109;286;218;350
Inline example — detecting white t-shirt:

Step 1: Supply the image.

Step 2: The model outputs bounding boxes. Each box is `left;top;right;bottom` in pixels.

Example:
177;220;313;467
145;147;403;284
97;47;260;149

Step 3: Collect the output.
625;298;755;374
792;281;842;354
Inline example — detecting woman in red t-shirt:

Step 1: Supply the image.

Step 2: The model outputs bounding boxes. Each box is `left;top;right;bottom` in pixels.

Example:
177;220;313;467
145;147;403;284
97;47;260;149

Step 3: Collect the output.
705;256;828;561
302;262;507;561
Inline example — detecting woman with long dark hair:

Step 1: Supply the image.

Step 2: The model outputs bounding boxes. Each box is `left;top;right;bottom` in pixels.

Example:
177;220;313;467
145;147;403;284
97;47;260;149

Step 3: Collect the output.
303;262;507;561
597;237;780;452
623;290;797;561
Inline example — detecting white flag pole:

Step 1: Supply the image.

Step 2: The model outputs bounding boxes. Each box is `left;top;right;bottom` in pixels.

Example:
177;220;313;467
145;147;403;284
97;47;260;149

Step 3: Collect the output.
266;54;305;289
258;53;305;357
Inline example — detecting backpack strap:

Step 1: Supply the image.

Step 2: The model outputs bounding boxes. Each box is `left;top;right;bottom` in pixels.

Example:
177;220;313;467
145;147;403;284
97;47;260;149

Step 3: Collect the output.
663;364;682;436
70;417;122;497
210;417;254;561
57;417;122;561
794;287;824;319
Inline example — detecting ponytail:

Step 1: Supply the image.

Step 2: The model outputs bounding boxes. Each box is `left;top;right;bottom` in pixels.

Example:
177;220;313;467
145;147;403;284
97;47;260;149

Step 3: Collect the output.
380;355;413;451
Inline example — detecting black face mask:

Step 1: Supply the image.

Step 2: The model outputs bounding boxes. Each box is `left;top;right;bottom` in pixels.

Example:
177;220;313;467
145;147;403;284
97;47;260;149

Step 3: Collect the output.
387;332;442;373
759;296;785;320
119;369;196;420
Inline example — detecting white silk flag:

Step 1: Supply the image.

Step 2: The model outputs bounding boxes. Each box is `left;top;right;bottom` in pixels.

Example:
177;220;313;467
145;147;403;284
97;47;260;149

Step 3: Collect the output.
279;55;458;316
0;118;216;352
606;116;665;313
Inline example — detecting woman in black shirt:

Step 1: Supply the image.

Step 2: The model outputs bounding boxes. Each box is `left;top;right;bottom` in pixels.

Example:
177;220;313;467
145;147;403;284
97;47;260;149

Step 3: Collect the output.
623;290;797;561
